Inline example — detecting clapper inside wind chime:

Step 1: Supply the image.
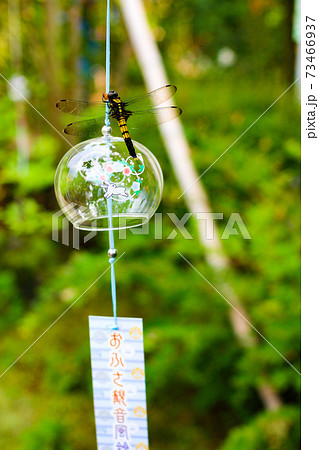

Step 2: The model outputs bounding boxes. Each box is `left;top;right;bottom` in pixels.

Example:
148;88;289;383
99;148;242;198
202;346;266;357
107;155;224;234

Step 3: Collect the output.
54;1;182;448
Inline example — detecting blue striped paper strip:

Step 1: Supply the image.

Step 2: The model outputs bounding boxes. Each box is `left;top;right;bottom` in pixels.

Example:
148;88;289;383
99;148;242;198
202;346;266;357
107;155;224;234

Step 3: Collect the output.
89;316;149;450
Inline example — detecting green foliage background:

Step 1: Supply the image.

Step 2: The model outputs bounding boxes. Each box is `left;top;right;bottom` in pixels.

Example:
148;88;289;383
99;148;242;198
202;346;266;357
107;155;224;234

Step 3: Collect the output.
0;0;300;448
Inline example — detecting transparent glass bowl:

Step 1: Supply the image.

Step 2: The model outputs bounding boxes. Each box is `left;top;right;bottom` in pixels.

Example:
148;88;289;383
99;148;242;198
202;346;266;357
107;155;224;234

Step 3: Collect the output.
54;135;163;230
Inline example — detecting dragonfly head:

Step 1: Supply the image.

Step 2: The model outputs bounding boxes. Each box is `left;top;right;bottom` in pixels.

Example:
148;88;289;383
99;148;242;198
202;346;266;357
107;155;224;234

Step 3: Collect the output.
103;90;119;102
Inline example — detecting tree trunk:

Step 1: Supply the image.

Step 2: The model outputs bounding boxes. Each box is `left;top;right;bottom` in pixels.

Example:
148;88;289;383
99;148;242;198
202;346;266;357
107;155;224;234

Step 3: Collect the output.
119;0;282;411
44;0;61;125
8;0;30;174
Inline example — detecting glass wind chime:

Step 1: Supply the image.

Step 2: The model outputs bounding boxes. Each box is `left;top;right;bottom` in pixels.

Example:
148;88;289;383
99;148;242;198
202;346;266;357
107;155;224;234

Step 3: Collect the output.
54;1;181;449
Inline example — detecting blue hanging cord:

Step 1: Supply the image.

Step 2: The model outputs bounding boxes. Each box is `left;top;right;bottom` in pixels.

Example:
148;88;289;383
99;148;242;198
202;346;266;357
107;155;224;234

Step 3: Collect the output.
105;0;111;127
107;198;118;330
105;0;118;330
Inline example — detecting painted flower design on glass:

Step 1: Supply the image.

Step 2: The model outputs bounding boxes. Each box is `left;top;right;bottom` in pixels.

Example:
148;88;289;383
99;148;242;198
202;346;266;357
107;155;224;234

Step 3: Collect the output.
78;153;145;202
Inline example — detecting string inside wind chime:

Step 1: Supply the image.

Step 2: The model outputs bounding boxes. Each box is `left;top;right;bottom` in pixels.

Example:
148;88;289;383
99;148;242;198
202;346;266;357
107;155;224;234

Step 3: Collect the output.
54;1;182;447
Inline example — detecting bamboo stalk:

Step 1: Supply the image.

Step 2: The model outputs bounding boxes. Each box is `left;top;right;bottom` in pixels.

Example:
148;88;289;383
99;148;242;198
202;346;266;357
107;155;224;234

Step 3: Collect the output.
119;0;282;411
8;0;30;174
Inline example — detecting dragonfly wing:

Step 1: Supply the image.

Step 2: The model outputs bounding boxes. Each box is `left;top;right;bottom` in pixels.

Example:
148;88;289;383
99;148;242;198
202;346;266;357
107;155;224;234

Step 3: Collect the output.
124;85;177;109
64;116;107;137
127;106;182;130
56;99;107;117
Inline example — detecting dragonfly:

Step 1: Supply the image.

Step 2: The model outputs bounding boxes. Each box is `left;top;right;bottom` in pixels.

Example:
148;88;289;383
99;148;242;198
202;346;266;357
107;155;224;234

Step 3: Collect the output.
56;85;182;159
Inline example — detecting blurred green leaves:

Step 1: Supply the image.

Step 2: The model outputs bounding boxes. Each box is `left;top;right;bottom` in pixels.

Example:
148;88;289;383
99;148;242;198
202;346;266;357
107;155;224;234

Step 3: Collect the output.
0;0;300;448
